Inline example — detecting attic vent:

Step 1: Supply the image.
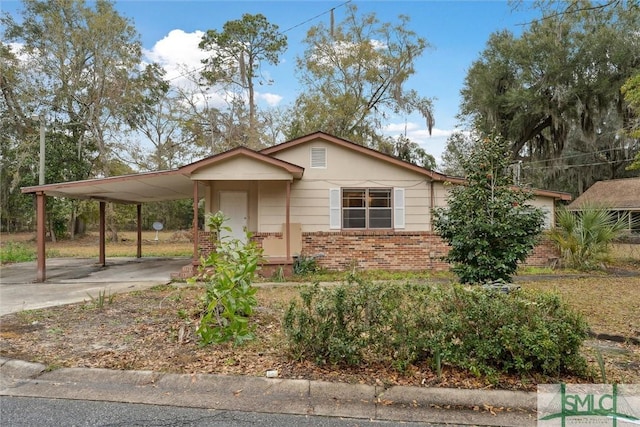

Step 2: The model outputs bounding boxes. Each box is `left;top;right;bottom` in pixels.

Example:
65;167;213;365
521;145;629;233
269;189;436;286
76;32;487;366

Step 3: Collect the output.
311;147;327;168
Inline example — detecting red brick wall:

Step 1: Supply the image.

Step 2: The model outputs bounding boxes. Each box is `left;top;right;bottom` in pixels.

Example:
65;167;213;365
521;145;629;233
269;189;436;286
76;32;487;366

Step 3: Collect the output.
198;231;215;258
524;234;559;267
298;231;559;272
299;231;450;271
199;230;559;272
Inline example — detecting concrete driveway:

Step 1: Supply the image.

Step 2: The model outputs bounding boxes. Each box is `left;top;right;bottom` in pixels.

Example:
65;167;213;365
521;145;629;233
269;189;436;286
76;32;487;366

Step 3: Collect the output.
0;257;191;316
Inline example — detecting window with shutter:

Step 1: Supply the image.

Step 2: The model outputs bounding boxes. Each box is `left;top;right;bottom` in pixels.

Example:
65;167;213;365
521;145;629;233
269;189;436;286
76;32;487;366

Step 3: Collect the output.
339;188;393;229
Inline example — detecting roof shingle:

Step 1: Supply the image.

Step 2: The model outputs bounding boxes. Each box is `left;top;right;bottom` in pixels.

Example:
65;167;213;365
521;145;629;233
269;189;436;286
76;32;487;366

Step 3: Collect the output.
568;177;640;210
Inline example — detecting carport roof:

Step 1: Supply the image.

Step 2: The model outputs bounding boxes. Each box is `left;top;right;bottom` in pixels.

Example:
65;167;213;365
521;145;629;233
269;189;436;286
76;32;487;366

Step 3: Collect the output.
21;146;305;204
21;169;199;204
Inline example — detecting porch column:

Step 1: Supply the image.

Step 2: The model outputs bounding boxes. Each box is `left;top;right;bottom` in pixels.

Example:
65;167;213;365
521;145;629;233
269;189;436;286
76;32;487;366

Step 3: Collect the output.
192;181;199;266
99;201;106;266
286;180;291;261
36;191;46;282
136;204;142;258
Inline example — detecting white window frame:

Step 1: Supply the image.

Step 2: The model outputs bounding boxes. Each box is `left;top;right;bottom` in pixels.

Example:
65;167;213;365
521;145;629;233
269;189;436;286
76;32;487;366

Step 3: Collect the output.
329;187;405;230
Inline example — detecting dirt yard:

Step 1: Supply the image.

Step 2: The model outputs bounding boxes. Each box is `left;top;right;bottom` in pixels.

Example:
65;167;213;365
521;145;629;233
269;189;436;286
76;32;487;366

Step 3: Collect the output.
1;232;639;390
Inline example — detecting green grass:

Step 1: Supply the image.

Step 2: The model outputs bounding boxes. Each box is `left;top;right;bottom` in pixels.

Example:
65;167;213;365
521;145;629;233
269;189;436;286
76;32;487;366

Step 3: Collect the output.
0;231;193;259
0;242;36;264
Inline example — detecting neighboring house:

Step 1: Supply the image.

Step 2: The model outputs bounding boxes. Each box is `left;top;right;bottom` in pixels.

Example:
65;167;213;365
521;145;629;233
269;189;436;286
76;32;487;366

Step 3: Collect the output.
567;177;640;234
22;131;571;281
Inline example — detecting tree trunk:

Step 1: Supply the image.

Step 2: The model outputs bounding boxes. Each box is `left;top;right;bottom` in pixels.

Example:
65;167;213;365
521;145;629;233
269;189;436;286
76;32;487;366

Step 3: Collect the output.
107;203;119;242
48;217;57;243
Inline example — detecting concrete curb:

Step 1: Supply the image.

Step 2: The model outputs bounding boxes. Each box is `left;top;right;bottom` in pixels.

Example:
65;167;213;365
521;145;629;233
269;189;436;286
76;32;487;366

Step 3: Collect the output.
0;358;538;426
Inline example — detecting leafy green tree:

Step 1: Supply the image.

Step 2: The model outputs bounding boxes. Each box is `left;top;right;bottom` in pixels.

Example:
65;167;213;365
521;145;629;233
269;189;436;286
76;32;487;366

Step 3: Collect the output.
377;134;436;169
199;13;287;149
459;2;640;195
439;131;475;176
433;134;545;284
289;4;434;147
124;87;195;172
2;0;167;236
548;205;631;269
622;73;640;170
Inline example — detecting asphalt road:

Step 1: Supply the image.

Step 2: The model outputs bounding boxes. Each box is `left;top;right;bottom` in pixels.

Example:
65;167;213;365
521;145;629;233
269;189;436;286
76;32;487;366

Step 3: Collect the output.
1;396;447;427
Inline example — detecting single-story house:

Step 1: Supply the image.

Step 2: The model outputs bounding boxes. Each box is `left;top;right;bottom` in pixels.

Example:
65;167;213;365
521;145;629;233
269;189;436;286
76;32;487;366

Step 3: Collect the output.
567;177;640;234
22;131;571;281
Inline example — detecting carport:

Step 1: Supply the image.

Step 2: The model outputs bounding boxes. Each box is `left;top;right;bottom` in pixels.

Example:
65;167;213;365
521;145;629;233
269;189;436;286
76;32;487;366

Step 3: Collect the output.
21;170;206;282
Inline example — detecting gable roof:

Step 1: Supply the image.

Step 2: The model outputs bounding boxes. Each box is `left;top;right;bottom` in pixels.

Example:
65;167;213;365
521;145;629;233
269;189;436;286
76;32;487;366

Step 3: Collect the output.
180;146;304;178
261;131;466;184
568;177;640;210
262;131;571;201
21;147;304;203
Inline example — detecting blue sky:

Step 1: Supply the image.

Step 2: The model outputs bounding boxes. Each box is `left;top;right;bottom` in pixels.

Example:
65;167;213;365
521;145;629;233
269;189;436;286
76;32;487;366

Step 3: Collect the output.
2;0;541;164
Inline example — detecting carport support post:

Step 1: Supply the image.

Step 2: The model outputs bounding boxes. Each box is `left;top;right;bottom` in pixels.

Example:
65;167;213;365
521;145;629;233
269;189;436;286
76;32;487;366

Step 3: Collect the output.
36;191;46;282
136;204;142;258
99;201;106;266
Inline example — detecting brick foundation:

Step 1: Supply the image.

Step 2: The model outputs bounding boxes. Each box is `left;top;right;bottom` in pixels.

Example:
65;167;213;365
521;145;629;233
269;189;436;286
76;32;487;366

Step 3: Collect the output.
299;231;450;271
198;231;215;258
197;230;559;273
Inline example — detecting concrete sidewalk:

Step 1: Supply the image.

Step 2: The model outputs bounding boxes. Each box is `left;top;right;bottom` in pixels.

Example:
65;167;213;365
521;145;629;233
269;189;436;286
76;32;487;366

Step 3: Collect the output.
0;358;537;426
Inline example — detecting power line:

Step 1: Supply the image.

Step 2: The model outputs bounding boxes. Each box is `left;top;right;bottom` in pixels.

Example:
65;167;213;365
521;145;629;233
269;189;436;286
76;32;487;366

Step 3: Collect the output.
281;0;351;34
524;157;633;170
521;147;635;166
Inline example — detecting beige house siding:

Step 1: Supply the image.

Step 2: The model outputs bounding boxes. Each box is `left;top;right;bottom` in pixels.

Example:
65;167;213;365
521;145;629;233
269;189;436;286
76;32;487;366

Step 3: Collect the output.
429;183;557;229
257;181;287;232
528;197;556;229
271;139;435;232
191;156;293;181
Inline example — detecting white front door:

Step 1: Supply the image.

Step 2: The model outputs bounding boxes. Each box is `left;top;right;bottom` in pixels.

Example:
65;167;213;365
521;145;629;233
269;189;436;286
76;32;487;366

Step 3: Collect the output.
219;191;248;243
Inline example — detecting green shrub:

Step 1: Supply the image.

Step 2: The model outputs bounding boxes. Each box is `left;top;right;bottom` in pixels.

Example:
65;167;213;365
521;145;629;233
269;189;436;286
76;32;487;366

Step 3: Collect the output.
429;285;588;377
191;211;262;346
548;205;632;269
0;242;36;264
283;277;589;378
283;276;431;368
432;134;545;284
293;255;318;275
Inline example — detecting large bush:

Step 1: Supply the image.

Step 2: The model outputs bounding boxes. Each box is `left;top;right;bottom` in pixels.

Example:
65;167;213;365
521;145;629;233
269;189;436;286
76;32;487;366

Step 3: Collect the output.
433;134;545;284
283;277;588;378
429;285;588;377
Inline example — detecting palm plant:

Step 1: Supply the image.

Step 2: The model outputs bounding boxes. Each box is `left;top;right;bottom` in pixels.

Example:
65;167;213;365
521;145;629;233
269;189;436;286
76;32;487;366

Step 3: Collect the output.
548;204;630;269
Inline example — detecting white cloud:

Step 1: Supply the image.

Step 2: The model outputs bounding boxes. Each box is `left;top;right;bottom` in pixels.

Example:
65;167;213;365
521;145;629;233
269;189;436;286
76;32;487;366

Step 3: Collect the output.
385;122;419;133
258;92;283;107
143;29;207;83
